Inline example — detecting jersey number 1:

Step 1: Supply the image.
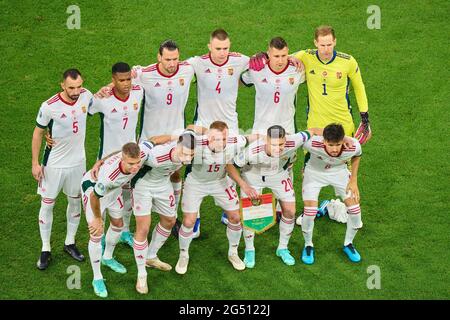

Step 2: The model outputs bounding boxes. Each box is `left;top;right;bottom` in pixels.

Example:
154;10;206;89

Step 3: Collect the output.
322;84;328;96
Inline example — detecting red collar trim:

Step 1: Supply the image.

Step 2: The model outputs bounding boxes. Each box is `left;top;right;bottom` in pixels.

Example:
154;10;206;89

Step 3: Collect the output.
267;62;289;75
209;52;229;67
58;93;77;106
112;88;130;103
156;63;179;78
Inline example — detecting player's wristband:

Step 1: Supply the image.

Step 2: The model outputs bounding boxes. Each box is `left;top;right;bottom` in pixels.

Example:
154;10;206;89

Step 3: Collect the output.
360;112;369;124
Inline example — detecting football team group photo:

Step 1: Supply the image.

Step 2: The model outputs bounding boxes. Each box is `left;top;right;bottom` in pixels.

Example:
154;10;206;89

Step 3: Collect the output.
2;1;448;302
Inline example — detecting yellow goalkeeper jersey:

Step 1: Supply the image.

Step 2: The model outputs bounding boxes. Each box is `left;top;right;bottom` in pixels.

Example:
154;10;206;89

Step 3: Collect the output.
293;49;368;135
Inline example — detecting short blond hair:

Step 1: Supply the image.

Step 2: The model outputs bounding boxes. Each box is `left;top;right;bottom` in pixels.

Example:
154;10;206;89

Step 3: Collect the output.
314;25;336;40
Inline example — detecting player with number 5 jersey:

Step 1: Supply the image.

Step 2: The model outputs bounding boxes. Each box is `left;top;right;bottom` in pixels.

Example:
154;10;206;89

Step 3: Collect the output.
32;69;93;271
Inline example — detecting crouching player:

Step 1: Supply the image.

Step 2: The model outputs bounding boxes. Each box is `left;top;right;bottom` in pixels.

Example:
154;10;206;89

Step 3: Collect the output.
176;121;257;275
131;132;195;294
227;125;315;268
301;123;363;264
81;142;152;298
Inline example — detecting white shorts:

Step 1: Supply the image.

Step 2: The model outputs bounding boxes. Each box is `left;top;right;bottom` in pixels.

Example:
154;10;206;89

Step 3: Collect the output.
132;181;176;217
182;175;240;213
241;171;295;203
81;187;125;223
38;163;85;199
302;167;351;202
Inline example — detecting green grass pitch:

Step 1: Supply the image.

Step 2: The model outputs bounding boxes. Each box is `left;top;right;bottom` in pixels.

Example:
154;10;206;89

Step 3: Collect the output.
0;0;449;300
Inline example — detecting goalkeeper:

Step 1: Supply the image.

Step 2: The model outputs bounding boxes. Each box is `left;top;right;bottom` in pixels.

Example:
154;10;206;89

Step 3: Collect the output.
249;25;371;144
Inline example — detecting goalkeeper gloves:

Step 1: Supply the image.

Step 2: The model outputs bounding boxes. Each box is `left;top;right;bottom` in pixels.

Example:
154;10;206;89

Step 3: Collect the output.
355;112;372;144
249;52;268;71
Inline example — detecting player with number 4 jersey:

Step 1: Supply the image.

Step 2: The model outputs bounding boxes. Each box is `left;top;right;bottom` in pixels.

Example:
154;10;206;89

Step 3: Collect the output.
188;29;249;134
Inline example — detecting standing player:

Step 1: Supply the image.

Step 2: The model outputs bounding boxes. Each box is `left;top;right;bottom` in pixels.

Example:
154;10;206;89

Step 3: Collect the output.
188;29;249;134
81;142;151;298
133;40;195;224
292;26;371;143
131;132;195;294
226;125;314;268
89;62;144;247
176;121;258;274
186;28;249;237
32;69;92;269
241;37;305;219
241;37;305;135
300;124;363;264
250;26;371;143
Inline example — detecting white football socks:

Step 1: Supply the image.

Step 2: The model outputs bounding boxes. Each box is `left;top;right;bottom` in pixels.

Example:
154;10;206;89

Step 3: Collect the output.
39;198;55;252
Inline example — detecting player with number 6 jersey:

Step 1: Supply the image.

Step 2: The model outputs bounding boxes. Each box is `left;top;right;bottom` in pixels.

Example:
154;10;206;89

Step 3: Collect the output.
241;37;305;135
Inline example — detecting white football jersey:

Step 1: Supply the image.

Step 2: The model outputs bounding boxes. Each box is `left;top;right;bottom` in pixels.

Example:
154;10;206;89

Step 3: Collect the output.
133;62;195;140
188;53;249;132
303;136;362;173
82;141;153;206
188;134;248;182
89;86;144;159
132;140;183;188
241;62;305;134
234;131;310;176
36;89;93;168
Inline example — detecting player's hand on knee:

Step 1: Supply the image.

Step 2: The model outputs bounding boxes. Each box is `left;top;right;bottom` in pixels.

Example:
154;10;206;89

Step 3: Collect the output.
346;179;360;203
249;52;268;71
288;56;304;73
89;218;104;237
